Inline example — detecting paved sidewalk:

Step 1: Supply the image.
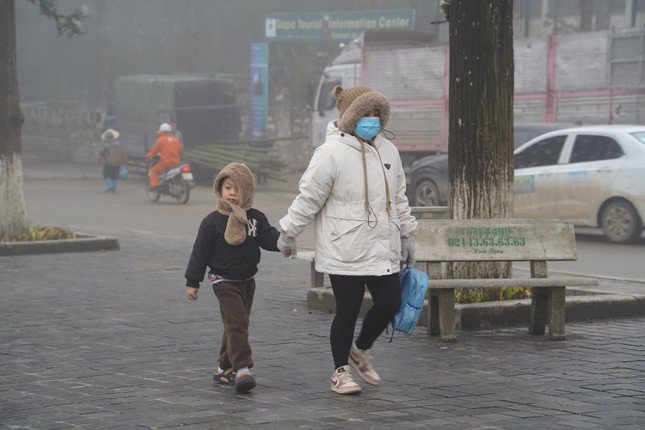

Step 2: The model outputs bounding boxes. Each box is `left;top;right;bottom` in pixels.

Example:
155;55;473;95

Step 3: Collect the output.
22;161;103;181
1;227;644;429
21;161;303;194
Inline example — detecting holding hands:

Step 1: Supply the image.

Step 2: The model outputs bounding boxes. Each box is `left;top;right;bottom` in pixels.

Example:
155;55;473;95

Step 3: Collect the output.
401;235;416;267
277;232;297;257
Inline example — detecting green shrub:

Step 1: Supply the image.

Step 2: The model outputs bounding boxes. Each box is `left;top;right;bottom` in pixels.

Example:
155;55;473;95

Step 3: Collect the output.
455;287;532;304
0;226;76;242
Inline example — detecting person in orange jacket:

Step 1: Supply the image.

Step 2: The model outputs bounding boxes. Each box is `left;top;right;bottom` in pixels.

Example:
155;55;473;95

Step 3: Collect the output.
145;123;183;188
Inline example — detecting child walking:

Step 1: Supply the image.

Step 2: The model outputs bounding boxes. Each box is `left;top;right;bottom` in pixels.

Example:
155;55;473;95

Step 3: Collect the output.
184;162;287;393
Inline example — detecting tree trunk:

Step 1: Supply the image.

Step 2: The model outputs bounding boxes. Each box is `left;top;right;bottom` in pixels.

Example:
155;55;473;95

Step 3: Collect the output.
96;0;109;110
447;0;515;279
579;0;595;32
595;0;612;30
186;0;198;73
0;0;28;238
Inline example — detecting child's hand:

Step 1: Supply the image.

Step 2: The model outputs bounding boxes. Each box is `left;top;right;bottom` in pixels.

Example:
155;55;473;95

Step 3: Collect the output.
277;233;297;257
186;287;199;301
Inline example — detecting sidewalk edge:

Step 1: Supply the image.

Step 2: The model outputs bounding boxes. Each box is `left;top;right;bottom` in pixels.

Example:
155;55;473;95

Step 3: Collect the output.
0;236;120;256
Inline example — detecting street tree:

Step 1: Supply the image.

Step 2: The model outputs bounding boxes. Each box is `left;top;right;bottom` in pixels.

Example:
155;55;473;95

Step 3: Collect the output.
445;0;515;279
0;0;82;238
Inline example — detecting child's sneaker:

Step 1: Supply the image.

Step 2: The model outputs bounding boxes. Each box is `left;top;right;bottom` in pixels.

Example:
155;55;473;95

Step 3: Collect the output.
234;370;256;393
330;365;361;395
213;368;235;386
349;344;381;386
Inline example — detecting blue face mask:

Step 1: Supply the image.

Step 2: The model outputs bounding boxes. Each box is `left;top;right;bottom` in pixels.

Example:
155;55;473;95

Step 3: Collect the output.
354;117;381;140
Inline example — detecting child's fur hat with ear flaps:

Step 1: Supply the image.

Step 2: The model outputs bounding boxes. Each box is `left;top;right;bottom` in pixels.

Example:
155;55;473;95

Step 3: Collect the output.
213;162;255;245
332;85;391;134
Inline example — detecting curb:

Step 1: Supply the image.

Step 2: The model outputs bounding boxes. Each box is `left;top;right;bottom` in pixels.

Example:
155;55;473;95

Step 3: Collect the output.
0;235;120;256
307;287;645;330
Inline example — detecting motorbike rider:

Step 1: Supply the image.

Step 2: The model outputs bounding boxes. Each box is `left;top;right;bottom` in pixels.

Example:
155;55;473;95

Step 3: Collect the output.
145;123;183;189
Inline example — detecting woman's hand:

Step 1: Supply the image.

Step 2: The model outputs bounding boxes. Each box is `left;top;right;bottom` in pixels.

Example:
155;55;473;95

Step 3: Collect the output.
277;233;297;257
401;236;416;267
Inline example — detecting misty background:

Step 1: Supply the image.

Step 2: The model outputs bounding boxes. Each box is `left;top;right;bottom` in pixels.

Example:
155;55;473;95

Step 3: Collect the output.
18;1;638;108
15;0;645;174
15;0;441;109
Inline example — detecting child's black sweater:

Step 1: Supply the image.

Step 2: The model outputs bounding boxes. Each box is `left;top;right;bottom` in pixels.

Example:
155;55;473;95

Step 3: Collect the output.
185;209;280;288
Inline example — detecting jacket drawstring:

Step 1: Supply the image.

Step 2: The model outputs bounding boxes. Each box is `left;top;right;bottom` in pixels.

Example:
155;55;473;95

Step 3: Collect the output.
360;138;391;215
360;141;370;213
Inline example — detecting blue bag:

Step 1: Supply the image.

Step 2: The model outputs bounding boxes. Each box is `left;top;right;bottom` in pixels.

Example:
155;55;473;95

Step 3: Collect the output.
118;164;128;180
392;266;429;336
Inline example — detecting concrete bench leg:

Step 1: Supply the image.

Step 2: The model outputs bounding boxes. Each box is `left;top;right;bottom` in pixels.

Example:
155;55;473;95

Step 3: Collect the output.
428;288;456;342
428;293;439;336
547;286;566;341
310;260;324;289
529;287;548;335
530;286;566;340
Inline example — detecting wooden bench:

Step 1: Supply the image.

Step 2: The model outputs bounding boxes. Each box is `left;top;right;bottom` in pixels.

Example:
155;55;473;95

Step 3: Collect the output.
415;218;599;342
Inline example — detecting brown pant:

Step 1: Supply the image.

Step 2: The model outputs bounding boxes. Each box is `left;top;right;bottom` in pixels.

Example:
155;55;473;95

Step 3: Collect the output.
148;161;176;187
212;279;255;371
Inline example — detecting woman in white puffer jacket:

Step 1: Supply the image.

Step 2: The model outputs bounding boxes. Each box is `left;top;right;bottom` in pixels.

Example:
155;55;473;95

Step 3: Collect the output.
278;85;417;395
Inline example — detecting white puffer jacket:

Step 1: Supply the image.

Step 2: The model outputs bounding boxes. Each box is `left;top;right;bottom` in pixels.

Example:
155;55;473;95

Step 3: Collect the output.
280;121;417;276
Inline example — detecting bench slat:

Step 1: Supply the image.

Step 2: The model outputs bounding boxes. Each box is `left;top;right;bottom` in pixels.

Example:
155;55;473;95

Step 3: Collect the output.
416;218;577;262
428;277;599;289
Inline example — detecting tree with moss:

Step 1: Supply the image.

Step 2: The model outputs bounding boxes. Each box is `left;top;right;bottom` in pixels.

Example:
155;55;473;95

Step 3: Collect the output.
445;0;515;280
0;0;82;238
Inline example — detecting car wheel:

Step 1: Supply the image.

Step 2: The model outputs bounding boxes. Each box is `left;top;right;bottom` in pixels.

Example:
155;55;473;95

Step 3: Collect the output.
600;200;643;244
414;180;440;206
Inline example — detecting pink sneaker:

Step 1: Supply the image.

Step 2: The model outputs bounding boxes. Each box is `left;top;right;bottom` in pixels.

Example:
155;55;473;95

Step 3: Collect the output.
330;365;361;395
349;344;381;386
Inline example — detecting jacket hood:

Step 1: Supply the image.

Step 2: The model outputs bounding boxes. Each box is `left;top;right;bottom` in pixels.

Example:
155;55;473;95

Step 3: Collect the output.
333;87;390;134
213;162;255;210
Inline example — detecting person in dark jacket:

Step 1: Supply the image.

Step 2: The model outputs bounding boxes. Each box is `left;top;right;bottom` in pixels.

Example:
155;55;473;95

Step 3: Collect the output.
184;162;288;393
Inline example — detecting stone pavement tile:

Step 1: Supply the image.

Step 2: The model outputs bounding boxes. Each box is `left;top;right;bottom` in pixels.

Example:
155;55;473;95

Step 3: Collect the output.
2;231;645;429
411;418;462;428
584;408;645;420
527;414;612;428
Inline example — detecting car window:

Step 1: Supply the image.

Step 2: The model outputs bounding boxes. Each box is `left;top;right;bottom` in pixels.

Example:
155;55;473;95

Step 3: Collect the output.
317;79;341;112
515;135;567;168
629;131;645;145
569;135;624;163
513;129;532;149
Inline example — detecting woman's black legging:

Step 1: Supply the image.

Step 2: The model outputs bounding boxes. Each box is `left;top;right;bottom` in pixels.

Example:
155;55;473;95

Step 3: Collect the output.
329;273;401;369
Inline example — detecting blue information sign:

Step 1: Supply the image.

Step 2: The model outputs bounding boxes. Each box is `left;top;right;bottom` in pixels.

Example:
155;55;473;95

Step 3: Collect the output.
250;43;268;139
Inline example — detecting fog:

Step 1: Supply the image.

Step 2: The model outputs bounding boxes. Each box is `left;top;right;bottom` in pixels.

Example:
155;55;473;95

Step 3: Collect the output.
15;0;441;108
15;0;630;117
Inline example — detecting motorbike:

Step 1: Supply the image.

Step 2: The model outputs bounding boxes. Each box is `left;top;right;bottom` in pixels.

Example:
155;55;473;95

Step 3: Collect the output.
146;158;195;204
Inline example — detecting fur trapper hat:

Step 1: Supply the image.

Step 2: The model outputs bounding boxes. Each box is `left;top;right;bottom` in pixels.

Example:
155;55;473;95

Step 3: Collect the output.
213;162;255;245
332;85;391;134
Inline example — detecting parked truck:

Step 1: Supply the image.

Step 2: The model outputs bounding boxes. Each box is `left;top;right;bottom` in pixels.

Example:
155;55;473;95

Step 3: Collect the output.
112;74;239;157
311;27;645;166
